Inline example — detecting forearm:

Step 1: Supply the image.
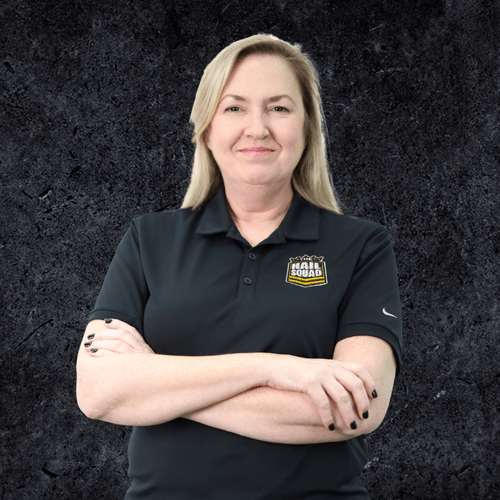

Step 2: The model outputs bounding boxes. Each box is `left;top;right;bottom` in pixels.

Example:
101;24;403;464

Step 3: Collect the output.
77;322;389;433
77;341;269;426
183;387;366;444
183;335;396;445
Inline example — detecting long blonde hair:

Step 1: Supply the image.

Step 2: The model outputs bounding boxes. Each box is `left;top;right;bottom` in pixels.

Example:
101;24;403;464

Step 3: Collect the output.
181;34;341;213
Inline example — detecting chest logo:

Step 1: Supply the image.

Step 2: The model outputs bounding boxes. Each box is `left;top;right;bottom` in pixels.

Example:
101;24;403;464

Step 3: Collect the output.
286;255;328;288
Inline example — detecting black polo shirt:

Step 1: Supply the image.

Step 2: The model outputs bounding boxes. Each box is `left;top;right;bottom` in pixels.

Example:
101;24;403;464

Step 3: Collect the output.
89;186;403;500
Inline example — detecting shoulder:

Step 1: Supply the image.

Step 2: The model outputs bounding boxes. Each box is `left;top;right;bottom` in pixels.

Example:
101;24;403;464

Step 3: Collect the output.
315;210;396;263
130;206;203;232
319;209;390;243
120;207;205;250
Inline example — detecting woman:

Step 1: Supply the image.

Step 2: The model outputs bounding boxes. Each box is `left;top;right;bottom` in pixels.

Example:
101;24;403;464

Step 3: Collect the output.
77;34;402;499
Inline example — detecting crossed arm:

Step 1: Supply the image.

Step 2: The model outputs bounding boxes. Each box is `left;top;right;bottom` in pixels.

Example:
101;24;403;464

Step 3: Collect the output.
76;319;396;444
183;335;395;444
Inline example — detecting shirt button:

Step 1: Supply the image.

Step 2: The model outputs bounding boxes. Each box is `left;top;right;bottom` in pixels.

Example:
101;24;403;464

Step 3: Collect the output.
248;252;256;260
243;277;252;285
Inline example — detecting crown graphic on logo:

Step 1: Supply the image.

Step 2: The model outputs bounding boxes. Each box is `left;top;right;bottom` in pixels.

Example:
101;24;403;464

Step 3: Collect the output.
285;254;328;288
288;255;325;264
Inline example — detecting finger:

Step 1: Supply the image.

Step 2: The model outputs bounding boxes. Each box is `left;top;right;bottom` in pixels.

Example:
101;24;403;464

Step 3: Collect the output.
332;368;371;420
322;378;359;430
337;361;378;400
102;318;137;334
329;397;357;434
102;319;146;343
87;323;150;352
86;332;154;354
88;347;119;357
87;339;136;354
87;330;138;351
306;385;335;430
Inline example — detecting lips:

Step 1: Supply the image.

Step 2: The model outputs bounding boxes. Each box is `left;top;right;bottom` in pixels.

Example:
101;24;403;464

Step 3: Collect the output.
238;147;275;158
240;147;273;152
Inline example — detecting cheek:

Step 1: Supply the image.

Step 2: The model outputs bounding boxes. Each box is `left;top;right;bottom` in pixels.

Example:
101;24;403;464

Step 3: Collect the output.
207;123;239;153
283;123;306;155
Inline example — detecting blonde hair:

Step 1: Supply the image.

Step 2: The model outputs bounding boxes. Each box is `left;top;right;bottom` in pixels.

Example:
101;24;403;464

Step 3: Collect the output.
181;34;341;213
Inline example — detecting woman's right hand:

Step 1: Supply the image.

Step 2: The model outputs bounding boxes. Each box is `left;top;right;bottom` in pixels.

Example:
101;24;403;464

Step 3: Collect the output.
264;354;377;433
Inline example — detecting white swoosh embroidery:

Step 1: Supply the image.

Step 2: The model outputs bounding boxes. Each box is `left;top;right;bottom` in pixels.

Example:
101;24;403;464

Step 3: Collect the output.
383;308;397;319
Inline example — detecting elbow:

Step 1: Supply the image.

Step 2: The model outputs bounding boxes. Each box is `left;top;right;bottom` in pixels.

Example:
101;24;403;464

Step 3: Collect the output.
76;354;115;421
76;380;108;421
77;398;105;421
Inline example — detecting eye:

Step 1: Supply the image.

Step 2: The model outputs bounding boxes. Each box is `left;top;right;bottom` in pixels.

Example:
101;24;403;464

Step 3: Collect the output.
225;106;241;112
272;106;290;113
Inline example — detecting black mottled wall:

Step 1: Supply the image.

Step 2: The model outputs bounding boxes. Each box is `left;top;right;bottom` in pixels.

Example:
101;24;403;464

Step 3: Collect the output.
1;0;499;498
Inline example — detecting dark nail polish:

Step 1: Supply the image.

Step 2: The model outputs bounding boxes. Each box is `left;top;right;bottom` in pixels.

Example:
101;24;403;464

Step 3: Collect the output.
328;423;335;431
90;348;98;353
104;318;112;324
84;342;92;348
87;334;95;340
350;421;357;430
363;411;369;419
372;389;378;398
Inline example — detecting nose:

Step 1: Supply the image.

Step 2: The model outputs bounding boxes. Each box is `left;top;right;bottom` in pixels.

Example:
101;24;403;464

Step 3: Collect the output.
244;110;269;140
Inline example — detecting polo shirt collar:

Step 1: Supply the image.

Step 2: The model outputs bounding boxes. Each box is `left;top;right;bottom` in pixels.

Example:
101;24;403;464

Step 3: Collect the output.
196;186;234;235
281;191;320;241
196;185;320;242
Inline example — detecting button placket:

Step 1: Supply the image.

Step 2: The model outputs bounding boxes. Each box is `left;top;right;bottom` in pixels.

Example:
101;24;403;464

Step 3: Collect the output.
237;248;260;300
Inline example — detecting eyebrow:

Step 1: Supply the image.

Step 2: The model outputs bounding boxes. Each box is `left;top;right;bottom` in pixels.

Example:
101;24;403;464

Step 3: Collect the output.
220;94;297;106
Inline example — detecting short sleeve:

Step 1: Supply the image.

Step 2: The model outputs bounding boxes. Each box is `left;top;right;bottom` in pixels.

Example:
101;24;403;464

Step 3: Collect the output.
337;226;403;375
88;219;149;335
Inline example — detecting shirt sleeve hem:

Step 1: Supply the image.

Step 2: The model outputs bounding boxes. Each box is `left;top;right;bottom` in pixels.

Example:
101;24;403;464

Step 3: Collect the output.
88;309;144;336
337;323;402;376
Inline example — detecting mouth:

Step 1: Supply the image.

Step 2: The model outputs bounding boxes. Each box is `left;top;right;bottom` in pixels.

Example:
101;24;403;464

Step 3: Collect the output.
240;147;272;152
239;147;275;157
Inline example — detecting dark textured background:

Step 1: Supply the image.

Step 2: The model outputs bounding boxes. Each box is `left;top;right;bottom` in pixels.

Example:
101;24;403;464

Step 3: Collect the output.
1;0;499;498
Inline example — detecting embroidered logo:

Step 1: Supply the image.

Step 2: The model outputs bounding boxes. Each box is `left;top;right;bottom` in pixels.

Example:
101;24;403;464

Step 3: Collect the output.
285;255;328;288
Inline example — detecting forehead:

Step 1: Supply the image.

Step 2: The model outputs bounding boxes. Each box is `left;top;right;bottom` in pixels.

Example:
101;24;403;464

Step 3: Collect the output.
224;54;301;97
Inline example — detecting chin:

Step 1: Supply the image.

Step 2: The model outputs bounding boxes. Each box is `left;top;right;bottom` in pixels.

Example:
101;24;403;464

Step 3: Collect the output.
241;171;277;185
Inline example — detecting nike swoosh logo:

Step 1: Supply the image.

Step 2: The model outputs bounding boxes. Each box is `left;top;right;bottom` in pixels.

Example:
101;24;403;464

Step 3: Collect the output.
383;308;397;319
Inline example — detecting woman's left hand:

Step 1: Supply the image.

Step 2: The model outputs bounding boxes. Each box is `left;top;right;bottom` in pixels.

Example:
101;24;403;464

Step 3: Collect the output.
83;318;155;356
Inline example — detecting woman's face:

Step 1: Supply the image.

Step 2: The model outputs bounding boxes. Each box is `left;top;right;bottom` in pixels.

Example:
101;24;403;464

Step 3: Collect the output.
206;54;306;192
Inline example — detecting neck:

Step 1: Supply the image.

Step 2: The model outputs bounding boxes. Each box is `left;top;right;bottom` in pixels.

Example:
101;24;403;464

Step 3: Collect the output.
224;182;294;225
223;181;294;247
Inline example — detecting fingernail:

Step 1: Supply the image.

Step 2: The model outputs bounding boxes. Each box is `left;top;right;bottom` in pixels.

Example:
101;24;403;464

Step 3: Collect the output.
372;389;378;398
363;411;369;419
328;423;335;431
84;342;92;348
104;318;112;324
350;421;357;430
87;334;95;340
90;348;98;353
